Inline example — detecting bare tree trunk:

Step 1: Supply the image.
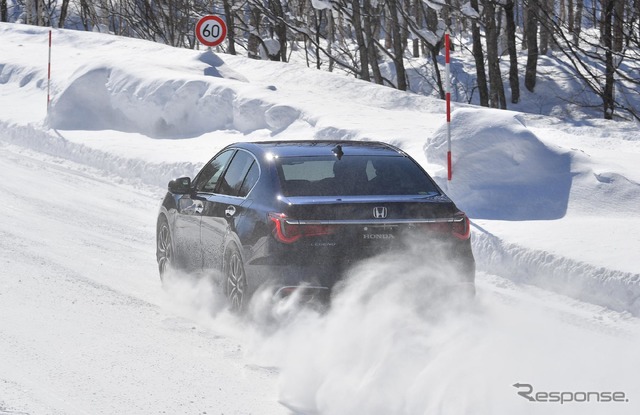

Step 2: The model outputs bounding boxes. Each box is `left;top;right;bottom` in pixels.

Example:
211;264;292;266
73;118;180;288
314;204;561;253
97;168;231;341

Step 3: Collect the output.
470;0;489;106
484;0;507;108
505;0;520;104
559;0;566;25
599;2;606;39
269;0;287;61
248;6;261;59
592;1;599;33
401;0;410;51
351;0;370;81
431;45;444;99
25;0;32;24
1;0;8;22
222;0;237;55
38;0;44;25
384;6;392;49
412;0;421;57
634;0;640;39
327;10;335;72
539;0;551;54
363;0;383;84
567;0;574;33
387;0;407;90
416;2;444;97
311;8;321;69
525;0;539;92
522;2;528;49
78;0;96;30
573;0;583;45
613;0;625;52
636;0;640;37
602;0;615;119
58;0;71;27
165;0;176;47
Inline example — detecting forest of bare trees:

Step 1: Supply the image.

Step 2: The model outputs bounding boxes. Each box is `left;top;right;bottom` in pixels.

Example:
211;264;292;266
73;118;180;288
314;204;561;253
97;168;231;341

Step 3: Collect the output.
2;0;640;121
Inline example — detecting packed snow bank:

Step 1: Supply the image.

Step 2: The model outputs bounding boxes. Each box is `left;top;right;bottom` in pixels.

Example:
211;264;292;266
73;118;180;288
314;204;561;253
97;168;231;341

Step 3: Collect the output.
2;23;447;144
47;58;303;137
0;121;201;189
425;108;640;313
473;229;640;315
425;108;572;220
426;109;640;219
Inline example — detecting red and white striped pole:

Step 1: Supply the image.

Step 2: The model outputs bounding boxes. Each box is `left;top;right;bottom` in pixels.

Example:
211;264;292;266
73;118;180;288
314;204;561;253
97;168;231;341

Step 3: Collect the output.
47;29;52;112
444;31;452;181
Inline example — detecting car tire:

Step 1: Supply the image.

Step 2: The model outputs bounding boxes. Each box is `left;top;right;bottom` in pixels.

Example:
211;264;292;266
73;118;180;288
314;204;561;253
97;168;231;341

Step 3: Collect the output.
156;216;173;281
224;245;247;313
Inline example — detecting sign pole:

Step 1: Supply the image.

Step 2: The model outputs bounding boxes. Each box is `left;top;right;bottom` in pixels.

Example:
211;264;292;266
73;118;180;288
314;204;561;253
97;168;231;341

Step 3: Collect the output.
47;29;52;113
445;31;452;181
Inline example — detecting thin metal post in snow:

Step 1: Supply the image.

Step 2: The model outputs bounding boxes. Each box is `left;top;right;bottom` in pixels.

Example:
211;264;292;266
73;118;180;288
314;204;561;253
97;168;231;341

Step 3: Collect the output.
47;29;52;112
445;31;452;181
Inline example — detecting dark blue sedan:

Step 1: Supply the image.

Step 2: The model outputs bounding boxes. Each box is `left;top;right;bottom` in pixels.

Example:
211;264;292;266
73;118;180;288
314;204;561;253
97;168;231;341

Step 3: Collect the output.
156;140;475;310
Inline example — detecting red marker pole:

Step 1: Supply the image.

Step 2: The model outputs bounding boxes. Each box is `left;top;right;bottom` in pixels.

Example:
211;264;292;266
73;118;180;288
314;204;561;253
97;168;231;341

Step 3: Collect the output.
47;29;52;112
445;31;452;181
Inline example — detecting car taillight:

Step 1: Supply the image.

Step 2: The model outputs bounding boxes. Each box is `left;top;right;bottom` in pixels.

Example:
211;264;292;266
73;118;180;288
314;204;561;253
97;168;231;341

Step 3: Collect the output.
451;212;471;240
269;213;336;244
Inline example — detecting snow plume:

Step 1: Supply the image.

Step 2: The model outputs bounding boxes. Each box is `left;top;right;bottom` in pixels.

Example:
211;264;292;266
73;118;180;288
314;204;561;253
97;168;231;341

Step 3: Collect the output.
240;243;640;415
161;269;223;313
241;240;476;414
159;268;244;337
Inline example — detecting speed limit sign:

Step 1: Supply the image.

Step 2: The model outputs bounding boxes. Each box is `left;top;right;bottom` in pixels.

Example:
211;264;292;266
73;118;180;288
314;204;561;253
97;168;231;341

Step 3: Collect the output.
195;15;227;47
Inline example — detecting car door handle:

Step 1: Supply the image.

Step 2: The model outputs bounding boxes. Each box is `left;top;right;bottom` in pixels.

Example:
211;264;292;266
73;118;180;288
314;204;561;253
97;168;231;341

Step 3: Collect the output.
225;205;236;217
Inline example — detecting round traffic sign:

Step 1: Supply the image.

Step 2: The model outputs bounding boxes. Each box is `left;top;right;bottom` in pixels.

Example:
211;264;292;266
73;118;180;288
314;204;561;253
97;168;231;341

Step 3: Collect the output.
195;15;227;47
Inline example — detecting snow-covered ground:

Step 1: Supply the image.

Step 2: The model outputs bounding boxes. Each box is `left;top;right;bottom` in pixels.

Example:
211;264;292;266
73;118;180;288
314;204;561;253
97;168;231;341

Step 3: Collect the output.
1;23;639;414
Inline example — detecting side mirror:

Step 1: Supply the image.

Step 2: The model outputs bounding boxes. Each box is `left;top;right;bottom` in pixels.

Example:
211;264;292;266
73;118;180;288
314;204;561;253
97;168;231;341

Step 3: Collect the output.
168;177;192;194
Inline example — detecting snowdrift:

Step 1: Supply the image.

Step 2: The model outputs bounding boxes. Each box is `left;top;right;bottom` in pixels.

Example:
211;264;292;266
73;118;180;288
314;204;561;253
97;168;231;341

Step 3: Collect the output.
425;108;640;314
47;52;302;137
426;108;572;220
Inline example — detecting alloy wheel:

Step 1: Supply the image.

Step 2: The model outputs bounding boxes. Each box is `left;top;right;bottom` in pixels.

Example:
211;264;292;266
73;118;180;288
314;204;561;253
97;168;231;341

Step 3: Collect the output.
157;222;172;280
225;250;246;312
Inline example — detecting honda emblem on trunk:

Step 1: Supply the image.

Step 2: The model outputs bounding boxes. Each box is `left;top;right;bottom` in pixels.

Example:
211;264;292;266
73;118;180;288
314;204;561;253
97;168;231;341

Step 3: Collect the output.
373;207;388;219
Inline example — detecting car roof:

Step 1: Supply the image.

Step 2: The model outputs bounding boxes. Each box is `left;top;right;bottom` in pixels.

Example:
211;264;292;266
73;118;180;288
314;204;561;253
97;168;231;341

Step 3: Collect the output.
232;140;407;158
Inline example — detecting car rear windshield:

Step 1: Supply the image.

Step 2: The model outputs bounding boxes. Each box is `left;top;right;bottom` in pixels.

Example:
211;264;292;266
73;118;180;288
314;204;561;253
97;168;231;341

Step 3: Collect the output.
276;155;441;197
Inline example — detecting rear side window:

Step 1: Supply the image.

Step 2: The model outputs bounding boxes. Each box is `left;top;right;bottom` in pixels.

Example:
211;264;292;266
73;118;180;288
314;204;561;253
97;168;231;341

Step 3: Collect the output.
238;161;259;197
276;155;440;197
195;149;235;192
218;150;257;197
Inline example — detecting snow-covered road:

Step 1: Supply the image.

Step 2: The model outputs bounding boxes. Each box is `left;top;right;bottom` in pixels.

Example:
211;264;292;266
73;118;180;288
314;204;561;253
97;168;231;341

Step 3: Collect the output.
0;143;285;415
1;141;639;415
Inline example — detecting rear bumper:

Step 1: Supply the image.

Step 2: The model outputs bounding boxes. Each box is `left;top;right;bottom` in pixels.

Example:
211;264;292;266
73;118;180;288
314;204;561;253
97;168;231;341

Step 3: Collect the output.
244;242;475;298
241;228;475;299
245;261;339;294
